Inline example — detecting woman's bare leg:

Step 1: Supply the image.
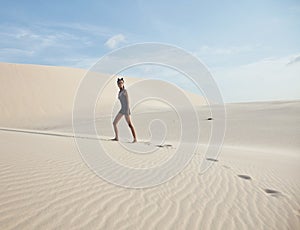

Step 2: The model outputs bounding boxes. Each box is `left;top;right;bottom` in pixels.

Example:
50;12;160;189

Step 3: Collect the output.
125;115;137;142
112;113;123;141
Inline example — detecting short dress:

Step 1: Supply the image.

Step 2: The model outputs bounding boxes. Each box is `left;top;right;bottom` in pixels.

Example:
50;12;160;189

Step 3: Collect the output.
118;89;131;115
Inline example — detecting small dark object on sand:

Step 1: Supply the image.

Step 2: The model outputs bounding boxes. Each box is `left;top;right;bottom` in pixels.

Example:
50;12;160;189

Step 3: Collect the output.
207;117;213;120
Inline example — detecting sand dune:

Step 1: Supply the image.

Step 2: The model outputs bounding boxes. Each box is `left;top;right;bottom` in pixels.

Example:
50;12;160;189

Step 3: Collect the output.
0;62;299;229
0;62;206;129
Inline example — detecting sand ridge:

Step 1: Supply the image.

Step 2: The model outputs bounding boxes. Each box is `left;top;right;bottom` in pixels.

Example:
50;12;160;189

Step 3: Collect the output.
0;62;299;229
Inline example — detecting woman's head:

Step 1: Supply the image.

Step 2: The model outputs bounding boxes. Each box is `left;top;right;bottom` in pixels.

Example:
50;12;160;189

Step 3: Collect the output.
117;77;124;89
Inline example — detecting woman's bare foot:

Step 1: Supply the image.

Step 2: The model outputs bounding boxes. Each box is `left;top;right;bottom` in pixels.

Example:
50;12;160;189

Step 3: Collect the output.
132;139;137;143
111;137;119;141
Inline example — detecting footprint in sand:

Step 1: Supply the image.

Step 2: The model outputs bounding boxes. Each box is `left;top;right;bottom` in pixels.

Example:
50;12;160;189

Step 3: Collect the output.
218;166;283;198
204;161;281;198
221;165;231;169
206;158;218;162
264;188;282;197
156;144;173;148
235;174;283;197
237;174;252;180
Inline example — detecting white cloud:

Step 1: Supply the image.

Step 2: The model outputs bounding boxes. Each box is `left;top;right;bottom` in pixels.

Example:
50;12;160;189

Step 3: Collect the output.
0;24;92;51
192;44;263;68
0;48;35;57
104;34;126;49
212;54;300;102
287;55;300;66
198;45;254;56
36;22;113;38
0;23;98;65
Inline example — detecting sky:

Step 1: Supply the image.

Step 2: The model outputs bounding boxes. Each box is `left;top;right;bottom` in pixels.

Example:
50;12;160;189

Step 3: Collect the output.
0;0;299;102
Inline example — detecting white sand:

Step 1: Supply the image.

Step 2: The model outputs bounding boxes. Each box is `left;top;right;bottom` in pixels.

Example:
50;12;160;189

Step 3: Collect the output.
0;62;299;229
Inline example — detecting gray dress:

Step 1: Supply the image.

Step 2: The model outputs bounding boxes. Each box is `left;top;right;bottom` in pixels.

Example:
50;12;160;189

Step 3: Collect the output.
118;89;130;115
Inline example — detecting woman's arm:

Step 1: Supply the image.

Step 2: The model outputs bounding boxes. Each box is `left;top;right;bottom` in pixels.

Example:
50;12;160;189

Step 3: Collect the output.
124;90;130;114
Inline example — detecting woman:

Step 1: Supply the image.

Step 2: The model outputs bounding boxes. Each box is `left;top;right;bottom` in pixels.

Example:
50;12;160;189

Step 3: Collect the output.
112;77;137;143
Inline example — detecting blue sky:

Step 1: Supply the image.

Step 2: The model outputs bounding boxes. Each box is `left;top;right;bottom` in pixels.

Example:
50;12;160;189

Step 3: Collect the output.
1;0;300;102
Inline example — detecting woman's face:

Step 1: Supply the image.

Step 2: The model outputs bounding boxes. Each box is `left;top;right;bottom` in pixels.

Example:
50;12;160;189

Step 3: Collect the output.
117;80;124;89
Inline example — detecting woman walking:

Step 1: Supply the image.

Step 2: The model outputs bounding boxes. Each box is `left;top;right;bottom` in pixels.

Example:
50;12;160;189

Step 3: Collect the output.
112;78;137;143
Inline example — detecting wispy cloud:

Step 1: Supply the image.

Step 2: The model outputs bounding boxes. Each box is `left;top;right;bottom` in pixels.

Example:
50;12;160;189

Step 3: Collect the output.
212;54;300;102
0;23;107;67
0;48;34;57
36;22;113;38
104;34;126;49
198;45;254;56
191;44;263;68
287;55;300;66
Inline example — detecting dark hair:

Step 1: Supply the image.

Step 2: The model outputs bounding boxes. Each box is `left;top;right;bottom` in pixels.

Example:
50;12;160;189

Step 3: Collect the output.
117;77;124;83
